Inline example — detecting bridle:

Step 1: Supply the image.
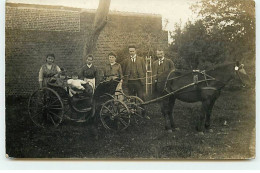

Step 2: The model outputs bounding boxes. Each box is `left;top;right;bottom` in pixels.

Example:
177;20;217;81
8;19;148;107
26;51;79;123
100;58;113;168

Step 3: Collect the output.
234;64;247;87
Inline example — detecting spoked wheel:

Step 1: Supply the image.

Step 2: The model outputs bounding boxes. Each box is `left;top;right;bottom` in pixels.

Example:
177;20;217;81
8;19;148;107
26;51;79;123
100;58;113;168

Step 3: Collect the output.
125;96;146;124
28;87;64;128
67;96;94;122
100;99;130;131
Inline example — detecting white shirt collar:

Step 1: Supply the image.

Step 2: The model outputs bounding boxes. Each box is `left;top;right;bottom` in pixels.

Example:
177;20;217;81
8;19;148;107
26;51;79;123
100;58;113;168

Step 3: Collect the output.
110;62;116;66
131;54;136;59
159;57;165;65
131;54;136;62
159;57;165;61
87;64;92;68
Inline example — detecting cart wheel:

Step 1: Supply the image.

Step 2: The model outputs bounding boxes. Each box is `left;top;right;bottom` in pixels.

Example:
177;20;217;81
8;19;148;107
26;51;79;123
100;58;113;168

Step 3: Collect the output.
126;96;145;124
28;87;64;128
100;99;130;131
67;97;94;122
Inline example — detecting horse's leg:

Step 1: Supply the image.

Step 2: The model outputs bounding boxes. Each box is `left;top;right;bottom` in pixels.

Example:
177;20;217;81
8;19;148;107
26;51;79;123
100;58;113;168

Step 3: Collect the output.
197;99;211;133
161;100;171;132
86;113;99;140
204;98;216;130
168;96;177;130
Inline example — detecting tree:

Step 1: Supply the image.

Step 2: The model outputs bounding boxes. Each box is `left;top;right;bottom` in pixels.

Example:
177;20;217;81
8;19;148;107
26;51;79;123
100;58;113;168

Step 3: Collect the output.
168;19;227;70
191;0;255;62
167;0;255;70
83;0;111;59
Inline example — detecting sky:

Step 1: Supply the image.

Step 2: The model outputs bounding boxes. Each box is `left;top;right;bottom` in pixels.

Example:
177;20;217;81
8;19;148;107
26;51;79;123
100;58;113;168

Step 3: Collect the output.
6;0;196;31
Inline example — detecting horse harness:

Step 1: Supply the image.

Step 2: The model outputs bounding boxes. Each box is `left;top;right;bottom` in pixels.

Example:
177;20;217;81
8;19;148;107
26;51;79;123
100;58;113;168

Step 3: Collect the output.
163;63;245;95
163;69;223;95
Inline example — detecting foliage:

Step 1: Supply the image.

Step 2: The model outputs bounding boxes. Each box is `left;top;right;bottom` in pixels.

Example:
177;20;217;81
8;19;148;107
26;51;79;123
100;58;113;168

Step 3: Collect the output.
168;0;255;70
191;0;255;41
169;20;226;69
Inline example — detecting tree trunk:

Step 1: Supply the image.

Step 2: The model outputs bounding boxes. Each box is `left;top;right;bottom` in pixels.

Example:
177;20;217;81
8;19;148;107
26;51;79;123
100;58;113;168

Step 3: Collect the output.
83;0;111;59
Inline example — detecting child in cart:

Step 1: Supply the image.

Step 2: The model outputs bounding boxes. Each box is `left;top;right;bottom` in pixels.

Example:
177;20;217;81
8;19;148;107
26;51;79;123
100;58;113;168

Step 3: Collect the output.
67;72;87;97
54;68;68;88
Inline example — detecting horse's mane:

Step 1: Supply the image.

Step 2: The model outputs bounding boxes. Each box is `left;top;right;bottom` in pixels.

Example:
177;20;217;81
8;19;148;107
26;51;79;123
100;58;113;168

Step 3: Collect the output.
205;62;235;72
165;62;235;80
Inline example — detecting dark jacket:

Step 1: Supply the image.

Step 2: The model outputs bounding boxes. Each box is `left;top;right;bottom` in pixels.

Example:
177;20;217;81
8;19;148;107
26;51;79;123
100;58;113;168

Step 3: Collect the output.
79;64;98;79
79;64;99;85
153;58;175;82
103;62;123;80
124;56;146;85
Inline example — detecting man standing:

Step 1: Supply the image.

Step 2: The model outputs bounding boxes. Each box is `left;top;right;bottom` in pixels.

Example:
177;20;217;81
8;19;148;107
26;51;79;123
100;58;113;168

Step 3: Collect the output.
124;45;146;101
79;54;98;89
153;48;175;92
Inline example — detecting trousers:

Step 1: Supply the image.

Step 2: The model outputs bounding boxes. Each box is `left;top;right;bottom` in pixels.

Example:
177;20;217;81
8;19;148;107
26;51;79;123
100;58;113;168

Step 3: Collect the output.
127;79;145;101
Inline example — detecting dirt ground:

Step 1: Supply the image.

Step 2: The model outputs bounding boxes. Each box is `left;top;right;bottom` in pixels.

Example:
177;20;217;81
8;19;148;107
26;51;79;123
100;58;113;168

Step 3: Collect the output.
5;87;255;159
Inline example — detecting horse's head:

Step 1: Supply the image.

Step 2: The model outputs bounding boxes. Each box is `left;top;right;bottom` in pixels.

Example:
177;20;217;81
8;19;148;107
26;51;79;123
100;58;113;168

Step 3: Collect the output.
234;61;249;88
205;61;250;88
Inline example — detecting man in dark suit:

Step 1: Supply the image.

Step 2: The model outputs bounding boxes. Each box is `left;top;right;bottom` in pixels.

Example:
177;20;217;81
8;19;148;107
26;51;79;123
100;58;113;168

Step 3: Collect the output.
123;45;146;101
153;48;175;92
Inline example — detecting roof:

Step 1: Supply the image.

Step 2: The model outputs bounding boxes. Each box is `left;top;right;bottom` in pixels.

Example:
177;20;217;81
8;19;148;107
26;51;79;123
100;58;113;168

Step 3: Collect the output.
6;2;162;19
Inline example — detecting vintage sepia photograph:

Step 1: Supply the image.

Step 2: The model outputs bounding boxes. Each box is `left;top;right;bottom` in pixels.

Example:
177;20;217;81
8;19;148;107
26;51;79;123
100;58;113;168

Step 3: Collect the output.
5;0;255;160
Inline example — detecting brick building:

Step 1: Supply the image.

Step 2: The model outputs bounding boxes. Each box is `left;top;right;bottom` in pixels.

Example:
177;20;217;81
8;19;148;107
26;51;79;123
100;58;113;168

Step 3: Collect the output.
5;3;168;96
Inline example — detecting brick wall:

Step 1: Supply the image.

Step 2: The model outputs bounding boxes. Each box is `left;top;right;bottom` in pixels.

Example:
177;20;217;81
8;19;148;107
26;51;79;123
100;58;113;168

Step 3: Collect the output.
5;3;168;96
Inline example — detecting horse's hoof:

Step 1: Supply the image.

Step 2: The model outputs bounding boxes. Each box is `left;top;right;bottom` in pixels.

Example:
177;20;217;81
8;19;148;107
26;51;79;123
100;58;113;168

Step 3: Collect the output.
208;129;213;133
167;129;173;133
198;132;204;136
144;115;150;120
175;128;180;131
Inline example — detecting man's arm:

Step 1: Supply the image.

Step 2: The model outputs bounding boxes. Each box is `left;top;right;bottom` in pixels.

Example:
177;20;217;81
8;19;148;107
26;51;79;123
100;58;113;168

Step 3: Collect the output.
141;57;146;76
140;57;146;85
118;64;123;79
121;58;127;76
152;61;158;82
169;59;175;71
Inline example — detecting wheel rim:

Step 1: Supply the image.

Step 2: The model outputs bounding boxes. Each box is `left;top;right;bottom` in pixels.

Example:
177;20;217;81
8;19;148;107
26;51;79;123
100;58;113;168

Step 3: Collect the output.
28;87;64;128
126;96;144;116
100;100;130;131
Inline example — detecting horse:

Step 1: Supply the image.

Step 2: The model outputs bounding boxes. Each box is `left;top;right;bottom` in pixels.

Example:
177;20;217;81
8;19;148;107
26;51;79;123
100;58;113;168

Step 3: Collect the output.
153;61;248;134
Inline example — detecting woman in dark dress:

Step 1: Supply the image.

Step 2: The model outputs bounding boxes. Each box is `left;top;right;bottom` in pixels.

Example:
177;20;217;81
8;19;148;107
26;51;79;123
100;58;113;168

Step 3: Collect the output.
103;52;123;100
103;52;123;81
79;54;98;89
